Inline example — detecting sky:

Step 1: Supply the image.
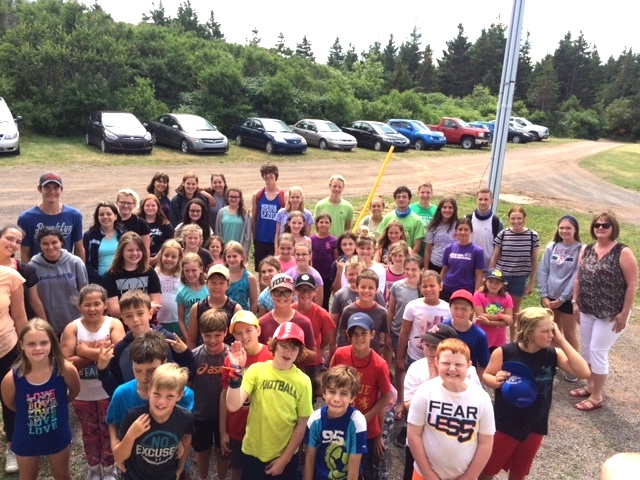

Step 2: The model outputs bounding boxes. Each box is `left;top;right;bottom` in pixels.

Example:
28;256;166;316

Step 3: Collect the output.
85;0;638;64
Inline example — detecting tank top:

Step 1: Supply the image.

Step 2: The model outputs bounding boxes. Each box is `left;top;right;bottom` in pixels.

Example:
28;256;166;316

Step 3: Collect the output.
74;317;113;401
11;367;72;456
227;269;251;310
578;242;627;319
255;192;281;243
195;296;239;346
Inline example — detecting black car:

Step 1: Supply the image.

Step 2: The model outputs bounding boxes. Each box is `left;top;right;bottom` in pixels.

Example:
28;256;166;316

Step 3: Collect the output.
507;123;534;144
230;118;307;154
146;113;229;153
342;121;410;152
85;111;153;154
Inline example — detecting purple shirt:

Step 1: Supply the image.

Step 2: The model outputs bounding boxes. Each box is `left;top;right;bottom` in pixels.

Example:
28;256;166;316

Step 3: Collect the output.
442;242;486;292
285;266;324;287
310;234;337;279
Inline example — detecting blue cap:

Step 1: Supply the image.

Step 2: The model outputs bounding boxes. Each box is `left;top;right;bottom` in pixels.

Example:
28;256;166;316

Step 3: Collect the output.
347;312;374;332
501;361;538;408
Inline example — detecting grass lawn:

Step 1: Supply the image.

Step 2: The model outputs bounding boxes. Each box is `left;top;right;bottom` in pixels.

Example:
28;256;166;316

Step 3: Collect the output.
580;143;640;191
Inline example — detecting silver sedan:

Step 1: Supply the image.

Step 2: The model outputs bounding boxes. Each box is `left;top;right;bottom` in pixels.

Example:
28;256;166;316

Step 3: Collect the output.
291;119;357;150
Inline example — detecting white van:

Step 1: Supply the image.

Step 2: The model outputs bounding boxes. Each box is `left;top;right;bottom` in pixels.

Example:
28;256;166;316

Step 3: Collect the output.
0;97;22;155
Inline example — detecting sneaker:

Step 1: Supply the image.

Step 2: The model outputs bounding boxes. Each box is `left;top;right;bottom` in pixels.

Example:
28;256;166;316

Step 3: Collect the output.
102;464;118;480
565;374;578;382
85;464;101;480
5;448;18;473
395;426;407;448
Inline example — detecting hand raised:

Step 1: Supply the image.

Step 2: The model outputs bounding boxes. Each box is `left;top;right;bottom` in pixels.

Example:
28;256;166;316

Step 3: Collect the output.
97;342;114;371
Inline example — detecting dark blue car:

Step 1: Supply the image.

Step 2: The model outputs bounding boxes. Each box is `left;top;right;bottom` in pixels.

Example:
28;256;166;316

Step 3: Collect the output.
230;118;307;154
387;119;447;150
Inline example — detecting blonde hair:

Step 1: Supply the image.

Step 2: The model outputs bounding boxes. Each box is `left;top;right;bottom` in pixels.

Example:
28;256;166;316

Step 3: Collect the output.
388;241;410;259
180;253;205;285
516;307;553;348
286;186;306;212
344;256;365;272
157;239;183;277
150;363;189;394
116;188;140;208
223;241;247;269
16;319;66;377
180;224;203;246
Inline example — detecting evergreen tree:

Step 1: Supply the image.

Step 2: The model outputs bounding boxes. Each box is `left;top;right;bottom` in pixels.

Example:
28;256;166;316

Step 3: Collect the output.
247;27;260;46
142;0;170;26
469;22;507;94
415;44;437;93
395;26;422;85
552;31;601;107
437;24;473;97
527;55;559;112
327;37;344;68
600;49;640;105
343;43;358;71
382;34;397;89
515;31;533;101
295;35;315;62
174;0;200;34
204;11;224;40
275;32;292;57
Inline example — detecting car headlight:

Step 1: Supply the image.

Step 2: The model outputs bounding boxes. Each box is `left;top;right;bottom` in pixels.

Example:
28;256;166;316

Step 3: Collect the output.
104;130;118;141
143;132;152;141
3;133;17;140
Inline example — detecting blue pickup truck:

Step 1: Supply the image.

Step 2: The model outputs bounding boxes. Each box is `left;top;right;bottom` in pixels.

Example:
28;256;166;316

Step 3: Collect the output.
387;119;447;150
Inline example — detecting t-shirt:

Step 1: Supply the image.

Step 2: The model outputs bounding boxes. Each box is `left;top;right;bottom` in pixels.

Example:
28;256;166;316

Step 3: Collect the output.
119;404;194;480
367;262;387;296
384;266;405;302
310;234;338;280
409;203;437;228
407;377;495;480
18;204;83;256
338;302;388;353
258;311;317;355
314;198;354;238
148;221;174;257
240;360;314;462
388;279;420;336
378;211;425;248
121;215;151;237
473;291;514;348
98;236;119;276
176;284;209;327
305;406;368;480
443;321;490;368
293;303;336;366
191;344;228;420
425;223;457;267
403;299;451;361
278;257;297;272
275;208;315;231
196;248;214;269
470;214;501;266
331;287;385;346
330;346;392;439
493;228;540;276
285;266;324;287
257;287;275;313
0;267;24;358
442;242;486;292
404;359;481;404
156;272;182;325
103;267;162;300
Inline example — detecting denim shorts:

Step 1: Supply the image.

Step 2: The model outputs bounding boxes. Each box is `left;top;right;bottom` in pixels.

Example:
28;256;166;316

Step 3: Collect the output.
503;275;528;297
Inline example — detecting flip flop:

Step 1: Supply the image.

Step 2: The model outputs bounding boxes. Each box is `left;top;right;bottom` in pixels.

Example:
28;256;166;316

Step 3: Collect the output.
569;387;591;398
575;398;604;411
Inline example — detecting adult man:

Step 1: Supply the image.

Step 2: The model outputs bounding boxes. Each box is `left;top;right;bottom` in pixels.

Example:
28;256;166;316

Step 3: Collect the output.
313;174;353;238
466;188;503;265
18;172;85;262
410;182;437;257
377;186;424;254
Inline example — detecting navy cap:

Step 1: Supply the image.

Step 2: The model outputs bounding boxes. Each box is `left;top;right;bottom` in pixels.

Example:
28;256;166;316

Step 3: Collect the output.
347;312;374;332
501;361;538;408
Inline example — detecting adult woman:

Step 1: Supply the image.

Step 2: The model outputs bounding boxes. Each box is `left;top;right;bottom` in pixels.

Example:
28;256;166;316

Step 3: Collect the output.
146;172;171;217
29;227;88;336
169;172;214;227
538;215;583;378
82;201;124;284
214;187;252;254
204;173;228;227
571;212;638;411
138;194;175;266
175;198;213;244
424;197;458;273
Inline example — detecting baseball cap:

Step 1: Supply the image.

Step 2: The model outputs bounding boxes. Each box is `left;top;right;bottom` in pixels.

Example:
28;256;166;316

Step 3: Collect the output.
295;273;316;289
229;310;260;334
449;289;474;306
39;172;63;187
347;312;374;332
485;268;506;281
270;273;295;291
206;264;229;281
418;323;458;346
501;361;538;408
273;322;305;343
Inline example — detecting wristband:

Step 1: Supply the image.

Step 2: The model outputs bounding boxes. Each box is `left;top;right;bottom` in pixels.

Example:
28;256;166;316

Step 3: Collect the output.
229;377;242;389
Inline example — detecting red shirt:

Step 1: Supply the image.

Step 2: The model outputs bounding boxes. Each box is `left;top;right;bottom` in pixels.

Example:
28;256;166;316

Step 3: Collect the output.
293;302;336;366
258;311;317;358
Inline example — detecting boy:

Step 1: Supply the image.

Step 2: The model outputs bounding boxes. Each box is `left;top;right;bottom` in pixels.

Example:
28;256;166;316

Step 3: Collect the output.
98;290;194;396
114;363;194;480
221;310;273;480
377;186;425;253
466;188;503;266
191;309;229;480
407;339;495;480
338;269;389;354
355;234;386;295
314;174;353;238
410;182;436;228
226;322;313;480
444;289;491;379
304;365;367;480
331;313;393;480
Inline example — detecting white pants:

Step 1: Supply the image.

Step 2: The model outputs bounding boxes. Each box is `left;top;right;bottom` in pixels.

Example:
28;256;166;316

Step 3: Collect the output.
579;312;627;375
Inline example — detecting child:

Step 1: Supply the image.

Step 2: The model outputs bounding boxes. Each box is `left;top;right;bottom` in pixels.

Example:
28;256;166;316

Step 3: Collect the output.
113;363;194;480
480;307;589;479
225;241;258;312
374;221;410;264
257;256;281;317
474;268;514;352
362;195;385;239
310;213;338;310
220;311;273;480
331;313;393;480
275;233;297;272
191;309;230;480
155;239;184;337
285;243;324;307
355;234;386;296
60;285;126;480
205;235;225;265
116;188;151;256
180;224;214;271
284;210;312;251
407;338;495;480
226;322;313;480
138;194;174;266
176;253;209;339
329;231;357;293
424;197;458;273
304;365;367;480
384;241;409;301
274;186;315;240
1;319;80;479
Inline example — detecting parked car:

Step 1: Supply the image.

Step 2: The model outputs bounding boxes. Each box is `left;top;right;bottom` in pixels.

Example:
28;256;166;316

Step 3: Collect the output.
291;119;357;151
230;118;307;154
342;121;410;152
387;119;446;150
0;97;22;155
468;121;494;141
510;116;550;141
485;120;534;144
86;111;153;154
427;117;490;149
146;113;228;154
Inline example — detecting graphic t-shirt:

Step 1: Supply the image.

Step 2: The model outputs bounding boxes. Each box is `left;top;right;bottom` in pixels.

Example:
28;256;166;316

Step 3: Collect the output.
258;311;317;355
156;272;182;326
473;291;513;348
403;299;451;361
255;192;282;243
175;284;209;327
191;344;228;420
103;267;162;300
442;242;486;292
310;234;337;279
18;205;83;255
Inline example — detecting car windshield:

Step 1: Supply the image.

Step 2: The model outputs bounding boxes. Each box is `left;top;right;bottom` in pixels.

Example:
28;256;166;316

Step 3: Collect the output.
457;119;470;128
262;119;291;133
103;113;141;128
372;123;397;135
316;121;341;133
411;120;431;131
515;118;531;127
177;116;216;132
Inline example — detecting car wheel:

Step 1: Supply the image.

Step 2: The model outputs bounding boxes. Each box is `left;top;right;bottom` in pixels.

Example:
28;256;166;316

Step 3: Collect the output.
100;139;109;153
530;131;540;141
460;137;474;150
512;135;521;144
151;132;157;145
265;141;274;154
319;139;328;150
13;147;20;156
235;135;243;146
181;139;190;153
415;139;425;151
85;133;91;146
374;141;382;151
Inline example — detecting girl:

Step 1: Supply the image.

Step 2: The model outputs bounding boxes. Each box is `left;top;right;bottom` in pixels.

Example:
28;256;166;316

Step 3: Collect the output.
146;172;171;217
176;253;209;339
116;189;151;256
440;217;486;301
474;269;514;352
329;231;358;293
257;256;282;317
225;241;258;313
424;197;458;273
60;285;125;480
205;235;225;265
205;173;228;226
138;194;174;266
169;172;214;227
275;233;297;272
103;231;162;319
310;213;337;311
29;227;89;336
214;187;252;254
362;195;385;238
180;224;214;271
83;202;124;284
374;220;411;264
175;198;214;244
2;319;80;480
385;241;409;301
274;186;314;241
283;211;312;251
155;240;184;337
489;206;540;340
285;243;324;307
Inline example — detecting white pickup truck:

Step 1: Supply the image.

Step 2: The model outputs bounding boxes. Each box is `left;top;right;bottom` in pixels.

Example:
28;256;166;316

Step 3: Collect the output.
510;116;550;141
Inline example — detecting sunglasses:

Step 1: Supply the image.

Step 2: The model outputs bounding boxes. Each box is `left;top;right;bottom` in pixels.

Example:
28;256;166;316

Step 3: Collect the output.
271;289;293;298
594;222;611;229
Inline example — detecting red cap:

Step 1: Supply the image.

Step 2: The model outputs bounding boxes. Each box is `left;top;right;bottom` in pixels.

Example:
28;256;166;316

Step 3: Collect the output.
273;322;305;344
449;289;474;306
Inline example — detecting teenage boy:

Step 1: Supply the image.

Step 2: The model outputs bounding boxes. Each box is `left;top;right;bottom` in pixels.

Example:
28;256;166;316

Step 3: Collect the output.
407;338;495;480
331;313;393;480
355;234;386;295
410;182;436;226
377;186;425;254
18;172;85;261
304;365;367;480
114;363;194;480
467;188;503;266
221;311;273;480
191;309;229;480
314;175;353;237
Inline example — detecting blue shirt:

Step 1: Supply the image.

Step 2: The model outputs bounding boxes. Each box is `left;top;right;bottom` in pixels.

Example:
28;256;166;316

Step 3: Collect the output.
18;204;83;255
255;192;281;243
444;320;491;368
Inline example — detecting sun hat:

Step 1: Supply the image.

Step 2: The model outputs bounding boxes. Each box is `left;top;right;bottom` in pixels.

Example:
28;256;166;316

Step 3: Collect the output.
206;264;230;281
347;312;374;332
273;322;305;343
229;310;259;334
449;289;474;306
270;273;295;291
418;323;458;346
295;273;316;289
501;361;539;408
484;268;506;282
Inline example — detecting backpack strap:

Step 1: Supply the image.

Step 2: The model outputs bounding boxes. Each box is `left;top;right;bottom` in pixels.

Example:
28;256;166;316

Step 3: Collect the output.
491;215;500;237
256;187;266;202
256;187;285;208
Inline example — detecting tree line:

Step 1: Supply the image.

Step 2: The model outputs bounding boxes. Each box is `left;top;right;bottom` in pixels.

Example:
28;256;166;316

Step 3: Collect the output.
1;0;639;140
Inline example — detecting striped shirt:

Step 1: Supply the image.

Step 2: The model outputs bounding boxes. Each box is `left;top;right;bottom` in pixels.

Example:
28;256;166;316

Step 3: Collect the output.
493;228;540;276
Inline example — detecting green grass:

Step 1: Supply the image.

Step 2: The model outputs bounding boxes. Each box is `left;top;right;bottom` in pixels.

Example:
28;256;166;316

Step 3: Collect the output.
580;144;640;191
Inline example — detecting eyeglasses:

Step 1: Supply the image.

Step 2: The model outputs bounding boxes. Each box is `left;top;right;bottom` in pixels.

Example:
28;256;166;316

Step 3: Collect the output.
271;289;293;298
294;253;309;257
118;201;135;207
594;223;611;229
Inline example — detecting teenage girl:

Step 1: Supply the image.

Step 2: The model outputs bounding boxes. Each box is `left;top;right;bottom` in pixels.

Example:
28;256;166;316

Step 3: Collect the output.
275;233;297;272
362;195;385;238
374;220;412;264
224;241;258;312
155;240;184;337
310;213;338;311
205;235;225;265
214;187;252;254
137;194;174;266
1;319;81;480
175;198;214;244
385;241;409;301
179;224;214;271
274;186;314;241
204;173;228;226
115;189;151;257
146;172;171;217
424;197;458;273
285;243;324;307
257;256;282;317
474;269;514;352
284;211;312;251
169;172;215;227
60;285;125;480
329;231;358;293
83;202;124;284
176;253;209;339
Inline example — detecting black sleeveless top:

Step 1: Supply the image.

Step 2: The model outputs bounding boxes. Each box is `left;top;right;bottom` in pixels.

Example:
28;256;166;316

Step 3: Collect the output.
195;297;238;346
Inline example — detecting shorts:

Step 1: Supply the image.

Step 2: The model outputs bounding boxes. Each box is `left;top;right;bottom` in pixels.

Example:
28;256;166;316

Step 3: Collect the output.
580;312;627;375
548;298;573;315
229;438;246;470
192;419;221;453
391;332;400;351
241;452;298;480
503;275;528;297
482;430;544;478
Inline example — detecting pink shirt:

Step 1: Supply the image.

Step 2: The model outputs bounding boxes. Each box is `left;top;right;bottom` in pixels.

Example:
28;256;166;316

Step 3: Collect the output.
473;291;514;348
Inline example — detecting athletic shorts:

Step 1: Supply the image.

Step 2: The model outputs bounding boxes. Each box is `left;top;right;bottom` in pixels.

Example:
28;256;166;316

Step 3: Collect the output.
482;430;544;478
192;419;221;453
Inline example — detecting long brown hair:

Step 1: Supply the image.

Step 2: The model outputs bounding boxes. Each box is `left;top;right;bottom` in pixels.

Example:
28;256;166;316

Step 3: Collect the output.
108;231;149;274
137;194;170;226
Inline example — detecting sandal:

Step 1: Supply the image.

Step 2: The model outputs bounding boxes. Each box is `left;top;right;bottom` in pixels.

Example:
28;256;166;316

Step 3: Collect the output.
575;398;604;411
569;387;590;398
